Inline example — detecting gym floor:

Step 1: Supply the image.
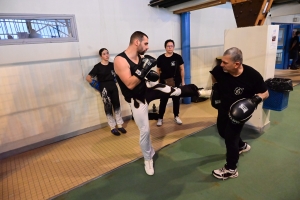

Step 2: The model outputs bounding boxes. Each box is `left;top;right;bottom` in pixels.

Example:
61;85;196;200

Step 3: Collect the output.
1;69;299;200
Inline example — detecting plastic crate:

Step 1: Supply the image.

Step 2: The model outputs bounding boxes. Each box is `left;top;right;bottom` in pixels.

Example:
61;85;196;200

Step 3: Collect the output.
263;89;289;111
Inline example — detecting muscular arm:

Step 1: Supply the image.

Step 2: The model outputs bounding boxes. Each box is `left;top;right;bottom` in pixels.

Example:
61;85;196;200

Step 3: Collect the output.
180;64;185;85
114;56;141;90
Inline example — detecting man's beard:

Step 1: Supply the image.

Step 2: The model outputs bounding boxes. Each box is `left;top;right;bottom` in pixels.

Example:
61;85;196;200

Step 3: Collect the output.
137;45;147;55
138;50;146;55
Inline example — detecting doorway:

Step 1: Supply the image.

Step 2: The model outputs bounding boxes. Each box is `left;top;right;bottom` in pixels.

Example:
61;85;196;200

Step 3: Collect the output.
272;23;293;69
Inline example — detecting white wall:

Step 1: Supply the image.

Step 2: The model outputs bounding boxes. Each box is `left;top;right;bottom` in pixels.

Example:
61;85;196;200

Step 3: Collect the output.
190;3;236;88
265;2;300;25
0;0;181;155
269;2;300;17
0;0;236;156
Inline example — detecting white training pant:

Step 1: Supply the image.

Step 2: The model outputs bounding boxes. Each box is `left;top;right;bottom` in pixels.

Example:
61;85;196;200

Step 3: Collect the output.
129;99;155;160
129;81;187;160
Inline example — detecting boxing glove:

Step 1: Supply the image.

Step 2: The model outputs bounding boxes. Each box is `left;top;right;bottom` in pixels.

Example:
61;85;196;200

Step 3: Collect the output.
134;55;157;80
145;70;159;82
90;79;100;91
228;95;262;124
250;95;263;108
210;82;221;109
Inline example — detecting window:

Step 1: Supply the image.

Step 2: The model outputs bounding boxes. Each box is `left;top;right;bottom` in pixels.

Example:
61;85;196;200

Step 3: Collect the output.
0;14;78;45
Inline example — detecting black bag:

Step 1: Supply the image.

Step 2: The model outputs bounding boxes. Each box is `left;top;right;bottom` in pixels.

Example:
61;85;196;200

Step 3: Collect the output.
191;96;208;103
148;104;158;120
131;104;159;120
265;78;293;92
192;87;209;103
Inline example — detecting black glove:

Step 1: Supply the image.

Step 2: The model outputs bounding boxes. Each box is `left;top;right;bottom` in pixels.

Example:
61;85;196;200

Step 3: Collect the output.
90;80;100;91
134;55;157;80
210;82;221;109
228;95;262;124
250;95;263;108
145;70;159;82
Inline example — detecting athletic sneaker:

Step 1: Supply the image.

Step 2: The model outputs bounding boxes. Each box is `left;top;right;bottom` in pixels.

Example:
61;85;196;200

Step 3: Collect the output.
212;166;238;180
157;119;163;126
111;128;120;136
174;116;182;125
239;142;251;154
117;127;127;134
144;159;154;175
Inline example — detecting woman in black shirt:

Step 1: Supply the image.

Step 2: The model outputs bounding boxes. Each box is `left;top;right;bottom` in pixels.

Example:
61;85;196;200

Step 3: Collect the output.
156;39;185;126
86;48;126;136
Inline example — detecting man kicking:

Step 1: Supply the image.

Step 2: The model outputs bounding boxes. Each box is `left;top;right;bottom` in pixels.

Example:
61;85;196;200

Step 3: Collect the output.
114;31;210;175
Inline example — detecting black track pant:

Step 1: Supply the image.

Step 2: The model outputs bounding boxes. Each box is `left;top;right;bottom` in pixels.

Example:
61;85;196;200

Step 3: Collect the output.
158;81;181;119
290;50;299;69
217;108;246;170
99;82;123;128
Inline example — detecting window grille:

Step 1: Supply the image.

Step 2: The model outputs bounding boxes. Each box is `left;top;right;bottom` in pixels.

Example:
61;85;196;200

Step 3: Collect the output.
0;14;78;45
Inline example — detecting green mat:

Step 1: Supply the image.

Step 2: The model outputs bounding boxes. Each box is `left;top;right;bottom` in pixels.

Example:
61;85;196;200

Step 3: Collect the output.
54;86;300;200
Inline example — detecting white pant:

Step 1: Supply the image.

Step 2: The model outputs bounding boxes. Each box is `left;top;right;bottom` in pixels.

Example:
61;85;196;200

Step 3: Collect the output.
129;99;155;160
129;81;189;160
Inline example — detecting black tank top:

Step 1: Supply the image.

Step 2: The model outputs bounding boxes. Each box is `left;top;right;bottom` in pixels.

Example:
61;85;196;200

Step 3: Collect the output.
115;52;146;103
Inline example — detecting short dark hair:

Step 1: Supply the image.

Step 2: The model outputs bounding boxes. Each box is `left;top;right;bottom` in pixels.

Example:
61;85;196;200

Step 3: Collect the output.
130;31;148;44
164;39;175;48
99;48;108;56
223;47;243;64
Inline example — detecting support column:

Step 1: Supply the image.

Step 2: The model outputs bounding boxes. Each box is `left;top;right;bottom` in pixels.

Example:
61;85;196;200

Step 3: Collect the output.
181;12;191;104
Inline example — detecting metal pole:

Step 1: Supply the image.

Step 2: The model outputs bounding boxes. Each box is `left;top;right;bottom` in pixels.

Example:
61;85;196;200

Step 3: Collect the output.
181;12;191;104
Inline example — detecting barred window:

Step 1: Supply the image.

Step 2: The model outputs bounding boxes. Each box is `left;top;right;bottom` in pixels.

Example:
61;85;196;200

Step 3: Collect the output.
0;14;78;45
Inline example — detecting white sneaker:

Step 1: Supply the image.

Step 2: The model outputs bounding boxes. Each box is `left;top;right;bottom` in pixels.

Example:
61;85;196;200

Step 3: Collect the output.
174;116;182;125
198;89;212;98
144;159;154;175
212;166;238;180
157;119;163;126
239;143;251;154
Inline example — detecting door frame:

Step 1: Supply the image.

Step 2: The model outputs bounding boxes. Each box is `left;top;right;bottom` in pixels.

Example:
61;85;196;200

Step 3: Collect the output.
272;23;293;69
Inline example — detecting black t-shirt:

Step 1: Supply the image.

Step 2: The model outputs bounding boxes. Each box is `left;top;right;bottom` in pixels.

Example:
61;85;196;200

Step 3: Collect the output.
115;52;146;103
157;53;184;82
290;35;299;52
210;64;267;110
88;62;115;83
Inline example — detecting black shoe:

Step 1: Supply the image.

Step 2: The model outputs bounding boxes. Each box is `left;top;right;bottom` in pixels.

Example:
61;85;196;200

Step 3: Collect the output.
117;127;127;134
111;128;121;136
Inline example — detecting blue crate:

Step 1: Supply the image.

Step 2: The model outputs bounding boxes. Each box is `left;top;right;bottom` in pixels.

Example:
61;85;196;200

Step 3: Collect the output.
263;89;289;111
